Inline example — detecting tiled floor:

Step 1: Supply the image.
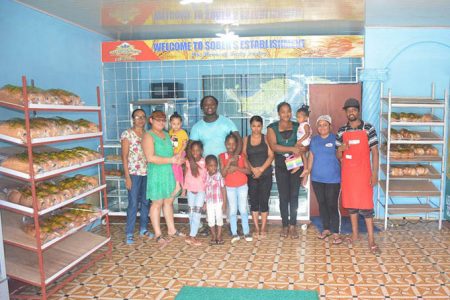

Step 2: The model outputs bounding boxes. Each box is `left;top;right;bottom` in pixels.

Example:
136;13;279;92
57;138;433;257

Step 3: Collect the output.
10;220;450;299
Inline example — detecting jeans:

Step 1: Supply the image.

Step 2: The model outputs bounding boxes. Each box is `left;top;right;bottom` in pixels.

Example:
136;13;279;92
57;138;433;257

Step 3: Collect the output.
187;191;205;237
126;175;150;237
226;184;249;235
275;165;301;227
311;181;341;233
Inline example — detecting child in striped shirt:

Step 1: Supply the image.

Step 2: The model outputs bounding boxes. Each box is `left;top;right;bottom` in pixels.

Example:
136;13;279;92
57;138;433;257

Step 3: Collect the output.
205;155;227;245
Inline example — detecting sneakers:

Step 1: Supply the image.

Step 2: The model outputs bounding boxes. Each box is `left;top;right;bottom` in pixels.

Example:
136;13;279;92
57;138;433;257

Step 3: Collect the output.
244;234;253;242
126;235;134;245
231;235;240;244
139;230;155;238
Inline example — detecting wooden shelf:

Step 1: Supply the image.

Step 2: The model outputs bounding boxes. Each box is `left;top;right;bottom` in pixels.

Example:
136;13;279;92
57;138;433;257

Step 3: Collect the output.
387;204;440;214
0;184;106;216
4;231;110;286
379;180;440;197
381;97;445;108
382;131;443;144
0;100;101;112
1;210;108;251
380;164;441;179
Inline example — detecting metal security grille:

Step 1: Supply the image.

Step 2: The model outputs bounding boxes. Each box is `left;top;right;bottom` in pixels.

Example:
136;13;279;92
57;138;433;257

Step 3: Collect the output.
102;57;362;142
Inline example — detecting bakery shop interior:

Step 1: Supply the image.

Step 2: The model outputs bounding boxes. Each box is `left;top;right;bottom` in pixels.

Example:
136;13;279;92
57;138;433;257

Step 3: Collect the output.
0;1;449;299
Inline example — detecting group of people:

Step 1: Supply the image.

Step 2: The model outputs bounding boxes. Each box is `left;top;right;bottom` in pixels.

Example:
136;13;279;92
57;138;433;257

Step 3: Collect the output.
121;95;380;254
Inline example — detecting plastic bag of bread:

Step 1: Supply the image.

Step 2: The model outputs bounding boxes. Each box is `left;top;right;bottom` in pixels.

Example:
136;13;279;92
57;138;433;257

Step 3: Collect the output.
0;147;102;175
0;84;82;106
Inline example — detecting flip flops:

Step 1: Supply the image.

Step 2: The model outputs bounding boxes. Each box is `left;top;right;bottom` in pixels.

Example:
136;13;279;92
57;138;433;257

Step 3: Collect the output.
317;231;332;240
370;244;381;255
168;230;185;238
332;234;343;245
185;237;202;246
155;235;168;249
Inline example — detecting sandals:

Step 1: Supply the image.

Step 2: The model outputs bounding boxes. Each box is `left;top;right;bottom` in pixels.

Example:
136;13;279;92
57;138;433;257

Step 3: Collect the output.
185;237;202;246
139;230;155;238
317;231;332;240
289;225;299;239
344;236;354;246
332;234;343;245
125;235;134;245
209;239;216;246
216;239;224;245
155;235;168;249
369;244;381;255
279;227;289;238
168;230;186;238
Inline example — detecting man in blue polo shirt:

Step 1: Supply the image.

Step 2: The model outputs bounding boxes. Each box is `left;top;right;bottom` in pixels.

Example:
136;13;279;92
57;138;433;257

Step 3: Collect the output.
190;95;241;157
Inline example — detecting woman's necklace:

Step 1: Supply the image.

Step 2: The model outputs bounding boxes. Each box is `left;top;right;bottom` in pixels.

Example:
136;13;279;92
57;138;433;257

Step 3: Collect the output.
279;121;292;144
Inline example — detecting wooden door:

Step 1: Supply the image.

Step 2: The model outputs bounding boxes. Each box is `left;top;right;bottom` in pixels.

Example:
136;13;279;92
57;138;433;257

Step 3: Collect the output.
308;83;362;217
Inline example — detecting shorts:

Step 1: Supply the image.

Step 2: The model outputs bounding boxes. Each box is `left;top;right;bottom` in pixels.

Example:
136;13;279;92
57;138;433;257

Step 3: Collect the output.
206;201;224;227
347;208;374;218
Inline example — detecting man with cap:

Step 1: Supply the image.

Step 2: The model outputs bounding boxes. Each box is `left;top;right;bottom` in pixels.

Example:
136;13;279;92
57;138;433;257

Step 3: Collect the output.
305;115;342;244
336;98;380;254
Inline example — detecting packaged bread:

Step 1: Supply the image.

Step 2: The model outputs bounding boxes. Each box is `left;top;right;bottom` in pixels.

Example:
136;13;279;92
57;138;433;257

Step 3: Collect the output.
0;84;83;106
0;117;98;142
0;147;102;175
22;203;100;243
6;175;99;210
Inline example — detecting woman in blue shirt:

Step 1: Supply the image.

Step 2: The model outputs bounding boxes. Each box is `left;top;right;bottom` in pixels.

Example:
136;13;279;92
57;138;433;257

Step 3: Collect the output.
306;115;342;244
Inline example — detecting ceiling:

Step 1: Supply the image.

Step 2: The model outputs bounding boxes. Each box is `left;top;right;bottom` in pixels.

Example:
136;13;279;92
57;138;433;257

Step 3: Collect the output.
15;0;450;40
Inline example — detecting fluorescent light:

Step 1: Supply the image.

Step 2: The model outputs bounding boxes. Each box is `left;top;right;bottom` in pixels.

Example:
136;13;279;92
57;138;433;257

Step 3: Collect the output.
216;31;239;39
180;0;213;5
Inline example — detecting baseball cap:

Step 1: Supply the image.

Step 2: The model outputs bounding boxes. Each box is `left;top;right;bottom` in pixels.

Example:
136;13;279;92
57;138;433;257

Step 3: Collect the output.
316;115;332;125
342;98;360;109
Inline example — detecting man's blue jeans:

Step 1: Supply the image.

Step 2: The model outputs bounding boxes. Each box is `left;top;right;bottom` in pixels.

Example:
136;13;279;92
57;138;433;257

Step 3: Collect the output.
126;175;150;237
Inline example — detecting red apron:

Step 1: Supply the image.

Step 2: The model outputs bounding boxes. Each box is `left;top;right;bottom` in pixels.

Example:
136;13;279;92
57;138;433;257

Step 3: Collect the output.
341;129;373;209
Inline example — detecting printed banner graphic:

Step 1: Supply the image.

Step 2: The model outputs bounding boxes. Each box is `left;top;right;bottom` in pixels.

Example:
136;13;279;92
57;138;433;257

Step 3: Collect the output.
102;36;363;62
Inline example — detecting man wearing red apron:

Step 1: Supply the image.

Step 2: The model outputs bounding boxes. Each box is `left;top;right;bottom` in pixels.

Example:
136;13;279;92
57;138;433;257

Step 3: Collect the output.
336;98;380;254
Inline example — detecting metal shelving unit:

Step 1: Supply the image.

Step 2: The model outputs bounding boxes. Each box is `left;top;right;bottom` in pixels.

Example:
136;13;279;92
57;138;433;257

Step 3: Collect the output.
377;84;448;230
0;76;112;299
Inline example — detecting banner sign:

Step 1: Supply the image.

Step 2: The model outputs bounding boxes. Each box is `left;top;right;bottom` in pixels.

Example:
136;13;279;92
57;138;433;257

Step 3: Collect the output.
102;36;363;62
101;0;363;26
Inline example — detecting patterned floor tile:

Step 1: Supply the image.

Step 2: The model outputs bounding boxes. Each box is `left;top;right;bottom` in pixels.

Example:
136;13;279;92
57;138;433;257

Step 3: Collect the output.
5;221;448;299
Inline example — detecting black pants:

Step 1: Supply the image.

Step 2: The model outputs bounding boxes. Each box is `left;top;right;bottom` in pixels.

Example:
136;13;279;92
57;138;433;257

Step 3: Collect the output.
248;174;273;213
311;181;341;234
275;165;301;227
